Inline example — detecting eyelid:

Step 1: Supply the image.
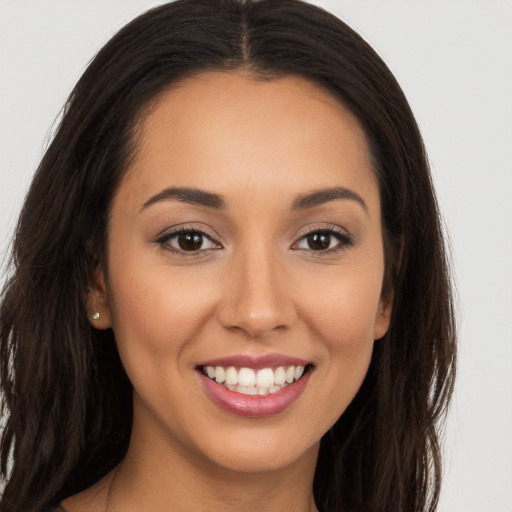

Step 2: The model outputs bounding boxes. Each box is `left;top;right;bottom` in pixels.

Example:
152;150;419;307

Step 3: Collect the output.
154;223;354;257
291;224;354;253
155;224;222;256
154;221;218;240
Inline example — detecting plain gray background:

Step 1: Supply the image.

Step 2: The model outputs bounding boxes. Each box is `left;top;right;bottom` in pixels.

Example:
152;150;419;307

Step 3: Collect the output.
1;1;511;510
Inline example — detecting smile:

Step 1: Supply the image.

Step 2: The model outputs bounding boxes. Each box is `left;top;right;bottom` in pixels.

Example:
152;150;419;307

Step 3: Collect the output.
196;355;313;417
200;365;306;396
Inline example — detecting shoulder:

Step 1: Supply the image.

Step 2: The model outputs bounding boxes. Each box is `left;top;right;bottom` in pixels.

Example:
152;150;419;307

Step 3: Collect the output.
58;469;115;512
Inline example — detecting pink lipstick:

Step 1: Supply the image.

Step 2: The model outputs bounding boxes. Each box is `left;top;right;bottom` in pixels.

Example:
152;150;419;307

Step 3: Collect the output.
196;354;313;417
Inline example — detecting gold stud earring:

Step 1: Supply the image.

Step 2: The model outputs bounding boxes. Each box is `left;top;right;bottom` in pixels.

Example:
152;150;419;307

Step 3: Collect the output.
91;312;100;321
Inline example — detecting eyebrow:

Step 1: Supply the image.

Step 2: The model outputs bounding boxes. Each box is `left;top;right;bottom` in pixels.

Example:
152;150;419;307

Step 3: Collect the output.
140;185;367;213
292;187;368;213
141;187;226;211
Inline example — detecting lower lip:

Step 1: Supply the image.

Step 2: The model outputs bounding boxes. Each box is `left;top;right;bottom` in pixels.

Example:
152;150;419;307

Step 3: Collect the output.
199;370;311;417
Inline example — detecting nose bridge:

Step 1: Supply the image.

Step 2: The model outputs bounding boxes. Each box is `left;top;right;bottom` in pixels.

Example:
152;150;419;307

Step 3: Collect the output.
218;238;293;337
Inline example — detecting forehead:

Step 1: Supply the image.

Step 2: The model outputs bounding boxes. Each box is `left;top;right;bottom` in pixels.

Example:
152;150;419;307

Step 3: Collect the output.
121;70;378;211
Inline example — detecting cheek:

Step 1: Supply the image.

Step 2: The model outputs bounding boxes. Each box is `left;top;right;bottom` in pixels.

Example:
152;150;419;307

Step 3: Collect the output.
295;261;383;420
308;278;378;374
106;246;220;364
299;261;384;346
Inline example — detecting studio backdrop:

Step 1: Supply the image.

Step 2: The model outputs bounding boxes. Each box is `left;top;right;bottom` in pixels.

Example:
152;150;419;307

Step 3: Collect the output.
1;2;511;511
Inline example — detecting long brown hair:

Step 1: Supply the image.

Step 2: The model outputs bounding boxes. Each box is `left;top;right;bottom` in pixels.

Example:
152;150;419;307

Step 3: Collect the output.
0;1;456;510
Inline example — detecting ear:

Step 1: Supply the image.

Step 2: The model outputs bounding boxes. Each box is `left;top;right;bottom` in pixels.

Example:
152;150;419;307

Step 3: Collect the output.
373;234;403;340
88;268;113;329
373;293;393;341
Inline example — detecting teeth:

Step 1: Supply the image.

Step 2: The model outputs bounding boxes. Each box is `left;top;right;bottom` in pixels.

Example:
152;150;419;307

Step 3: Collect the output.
214;366;225;383
203;364;307;395
238;368;256;387
236;385;258;395
274;366;286;385
256;368;274;387
225;367;238;386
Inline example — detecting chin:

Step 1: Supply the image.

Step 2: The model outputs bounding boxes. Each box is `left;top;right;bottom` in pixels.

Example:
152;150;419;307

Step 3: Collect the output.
189;426;320;475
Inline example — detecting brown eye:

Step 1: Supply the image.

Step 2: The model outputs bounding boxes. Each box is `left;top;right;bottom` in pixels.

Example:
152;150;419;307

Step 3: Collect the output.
177;232;203;251
294;228;354;253
306;233;331;251
158;229;219;254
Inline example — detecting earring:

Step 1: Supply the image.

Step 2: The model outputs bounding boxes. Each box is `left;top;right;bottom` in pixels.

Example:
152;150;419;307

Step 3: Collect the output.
91;312;100;321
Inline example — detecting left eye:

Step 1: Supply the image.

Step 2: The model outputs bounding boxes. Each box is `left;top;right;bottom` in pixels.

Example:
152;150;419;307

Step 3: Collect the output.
295;230;350;251
160;230;218;253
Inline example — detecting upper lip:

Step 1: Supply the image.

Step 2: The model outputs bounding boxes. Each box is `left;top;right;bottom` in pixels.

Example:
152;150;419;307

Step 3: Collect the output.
196;353;311;370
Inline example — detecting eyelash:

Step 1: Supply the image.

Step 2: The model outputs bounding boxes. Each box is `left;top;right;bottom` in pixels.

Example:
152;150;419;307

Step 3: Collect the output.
156;227;220;257
156;226;354;257
292;226;354;254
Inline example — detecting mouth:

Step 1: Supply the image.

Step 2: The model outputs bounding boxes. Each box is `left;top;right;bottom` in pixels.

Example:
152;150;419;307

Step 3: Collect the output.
198;364;313;396
196;355;314;417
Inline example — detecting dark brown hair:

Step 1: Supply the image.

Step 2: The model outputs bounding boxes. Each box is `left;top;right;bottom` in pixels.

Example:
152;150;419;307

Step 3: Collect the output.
0;1;456;510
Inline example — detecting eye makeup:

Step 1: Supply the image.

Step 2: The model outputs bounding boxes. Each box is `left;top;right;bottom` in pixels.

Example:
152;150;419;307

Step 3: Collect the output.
154;222;355;259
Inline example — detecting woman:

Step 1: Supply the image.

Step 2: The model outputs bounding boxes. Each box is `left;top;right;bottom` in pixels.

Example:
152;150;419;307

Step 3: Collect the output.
0;0;456;511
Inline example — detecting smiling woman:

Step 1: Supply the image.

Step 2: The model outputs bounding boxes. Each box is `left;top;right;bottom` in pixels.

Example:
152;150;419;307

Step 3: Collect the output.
0;1;455;512
92;72;389;486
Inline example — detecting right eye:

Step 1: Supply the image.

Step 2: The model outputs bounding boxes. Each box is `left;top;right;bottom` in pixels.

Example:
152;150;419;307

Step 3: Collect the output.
157;228;221;255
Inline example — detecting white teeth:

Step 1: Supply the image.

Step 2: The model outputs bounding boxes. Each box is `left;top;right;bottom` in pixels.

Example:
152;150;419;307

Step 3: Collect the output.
215;366;225;383
225;367;238;386
204;363;309;395
256;368;275;387
238;368;256;387
274;366;286;385
236;385;258;395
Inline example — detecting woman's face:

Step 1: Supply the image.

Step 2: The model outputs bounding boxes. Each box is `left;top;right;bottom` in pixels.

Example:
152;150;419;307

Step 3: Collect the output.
92;71;391;474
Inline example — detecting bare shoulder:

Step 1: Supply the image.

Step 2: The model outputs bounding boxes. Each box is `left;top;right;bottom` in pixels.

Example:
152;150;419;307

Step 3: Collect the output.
60;470;115;512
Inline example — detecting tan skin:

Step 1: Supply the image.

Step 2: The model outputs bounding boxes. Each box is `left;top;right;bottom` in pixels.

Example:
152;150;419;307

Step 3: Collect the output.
63;71;392;512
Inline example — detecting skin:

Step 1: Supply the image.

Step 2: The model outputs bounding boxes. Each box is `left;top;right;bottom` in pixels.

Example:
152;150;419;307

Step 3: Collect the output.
63;71;391;512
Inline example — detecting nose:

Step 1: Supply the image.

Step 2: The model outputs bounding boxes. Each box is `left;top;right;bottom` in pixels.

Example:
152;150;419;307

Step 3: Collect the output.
217;245;295;339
